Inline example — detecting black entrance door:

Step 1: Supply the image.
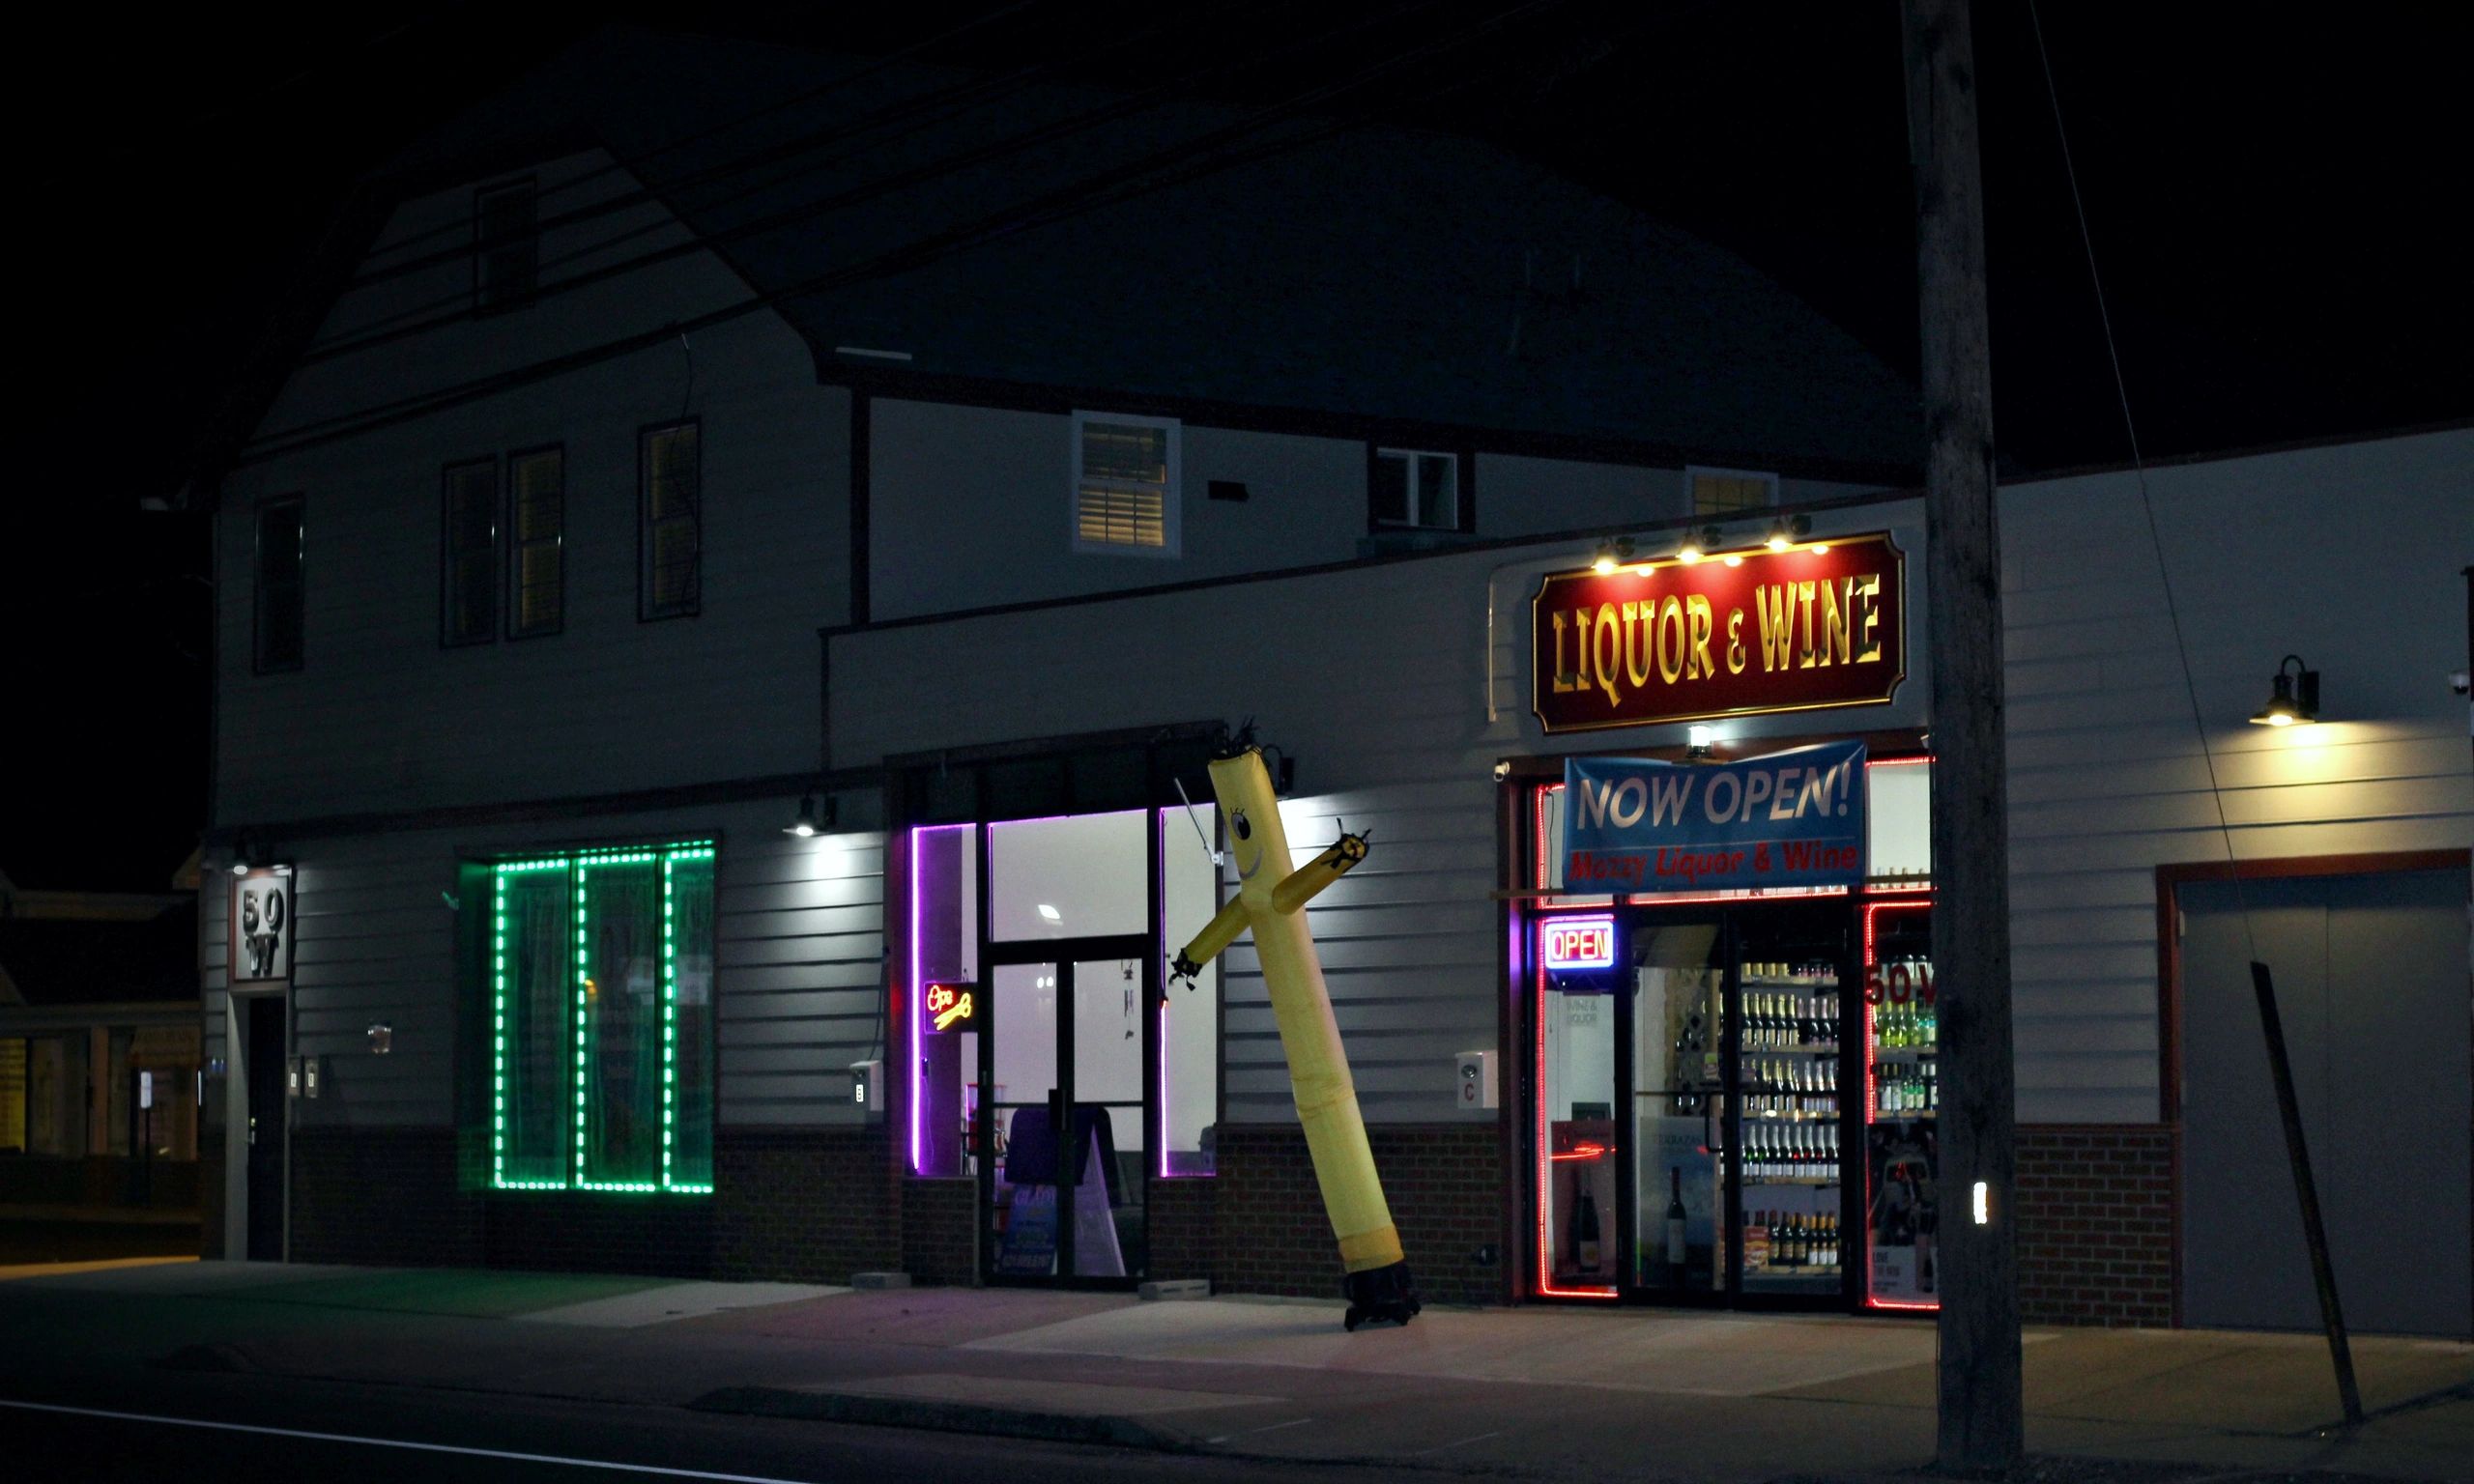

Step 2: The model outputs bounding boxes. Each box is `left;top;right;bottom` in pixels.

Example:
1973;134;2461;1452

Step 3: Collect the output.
981;933;1154;1284
244;996;286;1261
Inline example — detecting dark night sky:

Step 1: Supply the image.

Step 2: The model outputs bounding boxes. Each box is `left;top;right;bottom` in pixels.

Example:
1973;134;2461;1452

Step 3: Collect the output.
8;2;2467;891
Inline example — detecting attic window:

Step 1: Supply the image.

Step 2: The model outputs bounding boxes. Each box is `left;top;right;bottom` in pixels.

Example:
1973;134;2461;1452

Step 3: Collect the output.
1688;467;1778;517
475;181;538;311
1072;413;1180;556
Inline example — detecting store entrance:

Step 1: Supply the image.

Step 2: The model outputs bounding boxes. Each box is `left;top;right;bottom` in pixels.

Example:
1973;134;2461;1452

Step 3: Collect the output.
981;938;1153;1284
1536;899;1856;1307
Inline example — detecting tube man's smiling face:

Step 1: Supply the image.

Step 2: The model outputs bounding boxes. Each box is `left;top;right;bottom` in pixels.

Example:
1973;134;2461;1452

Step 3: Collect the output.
1230;808;1266;879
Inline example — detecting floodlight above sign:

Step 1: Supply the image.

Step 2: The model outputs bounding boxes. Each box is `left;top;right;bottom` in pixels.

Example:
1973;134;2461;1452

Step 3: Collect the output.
1540;915;1618;972
925;982;978;1034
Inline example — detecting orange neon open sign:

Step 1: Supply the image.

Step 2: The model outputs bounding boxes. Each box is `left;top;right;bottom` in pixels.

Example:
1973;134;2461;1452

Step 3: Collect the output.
925;982;977;1033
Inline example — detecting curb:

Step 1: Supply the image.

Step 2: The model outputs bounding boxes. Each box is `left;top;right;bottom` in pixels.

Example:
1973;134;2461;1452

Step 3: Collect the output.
689;1385;1193;1452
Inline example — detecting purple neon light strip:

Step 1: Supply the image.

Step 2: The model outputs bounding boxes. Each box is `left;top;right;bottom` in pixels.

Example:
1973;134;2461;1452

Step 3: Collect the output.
908;824;959;1174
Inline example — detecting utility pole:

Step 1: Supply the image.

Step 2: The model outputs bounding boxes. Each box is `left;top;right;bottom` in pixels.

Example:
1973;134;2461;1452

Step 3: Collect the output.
1902;0;2024;1470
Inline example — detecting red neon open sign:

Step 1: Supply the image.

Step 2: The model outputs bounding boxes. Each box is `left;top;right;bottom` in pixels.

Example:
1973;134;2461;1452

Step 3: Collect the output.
1541;916;1617;971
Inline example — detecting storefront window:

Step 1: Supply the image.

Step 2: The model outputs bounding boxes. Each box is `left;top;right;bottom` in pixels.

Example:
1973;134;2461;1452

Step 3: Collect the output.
911;824;978;1179
1160;812;1218;1176
22;1036;80;1156
1539;915;1618;1296
487;842;715;1193
1535;759;1932;892
0;1039;23;1153
990;811;1148;939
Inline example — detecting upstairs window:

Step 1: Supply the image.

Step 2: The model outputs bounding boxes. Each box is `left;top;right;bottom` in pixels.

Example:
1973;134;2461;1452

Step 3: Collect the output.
1369;446;1467;532
1073;412;1179;556
1689;466;1778;517
641;420;702;619
252;497;304;673
441;459;499;647
507;446;565;639
475;181;538;310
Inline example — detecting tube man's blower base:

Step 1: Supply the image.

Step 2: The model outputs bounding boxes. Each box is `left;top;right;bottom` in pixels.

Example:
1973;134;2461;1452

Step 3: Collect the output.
1172;737;1423;1331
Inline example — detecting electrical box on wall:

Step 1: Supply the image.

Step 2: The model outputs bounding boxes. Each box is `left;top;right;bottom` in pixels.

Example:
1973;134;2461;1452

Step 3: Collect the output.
1455;1049;1497;1112
849;1059;883;1117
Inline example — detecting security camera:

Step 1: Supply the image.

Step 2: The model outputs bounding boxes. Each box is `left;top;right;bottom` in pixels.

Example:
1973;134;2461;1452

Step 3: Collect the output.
2451;671;2470;697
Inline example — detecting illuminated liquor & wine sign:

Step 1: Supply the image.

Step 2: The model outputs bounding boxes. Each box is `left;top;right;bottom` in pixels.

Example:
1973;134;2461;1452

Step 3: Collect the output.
1531;532;1907;732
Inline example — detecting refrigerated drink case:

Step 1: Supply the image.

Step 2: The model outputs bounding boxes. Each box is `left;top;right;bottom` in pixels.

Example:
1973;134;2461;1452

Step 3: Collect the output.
1863;903;1940;1308
1735;956;1847;1296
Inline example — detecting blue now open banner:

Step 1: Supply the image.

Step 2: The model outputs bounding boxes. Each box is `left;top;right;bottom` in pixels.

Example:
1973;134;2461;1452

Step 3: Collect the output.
1564;741;1867;891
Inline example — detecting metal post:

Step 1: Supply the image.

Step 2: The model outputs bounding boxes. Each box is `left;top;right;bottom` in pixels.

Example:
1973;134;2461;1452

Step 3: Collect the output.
2249;960;2364;1426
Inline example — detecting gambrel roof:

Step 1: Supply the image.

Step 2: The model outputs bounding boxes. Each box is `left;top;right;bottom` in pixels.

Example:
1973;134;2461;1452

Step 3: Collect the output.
207;24;1922;484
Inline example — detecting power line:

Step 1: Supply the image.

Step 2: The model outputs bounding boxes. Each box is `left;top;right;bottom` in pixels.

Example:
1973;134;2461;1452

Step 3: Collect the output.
234;0;1570;465
343;2;1054;271
305;0;1281;361
2025;0;2256;962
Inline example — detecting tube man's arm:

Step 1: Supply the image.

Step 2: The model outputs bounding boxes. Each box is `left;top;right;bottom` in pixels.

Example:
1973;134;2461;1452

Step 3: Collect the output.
1170;898;1251;982
1271;832;1368;917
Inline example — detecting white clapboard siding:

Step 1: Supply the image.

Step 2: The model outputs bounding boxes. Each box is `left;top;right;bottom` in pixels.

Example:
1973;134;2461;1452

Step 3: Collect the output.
1997;427;2473;1124
245;800;884;1131
216;150;848;827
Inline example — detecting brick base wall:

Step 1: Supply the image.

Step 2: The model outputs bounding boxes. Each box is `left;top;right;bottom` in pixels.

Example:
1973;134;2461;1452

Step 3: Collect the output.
901;1177;977;1284
1214;1124;1506;1306
0;1156;201;1211
2014;1123;2175;1327
713;1127;898;1282
291;1127;483;1267
289;1124;908;1282
1148;1175;1216;1280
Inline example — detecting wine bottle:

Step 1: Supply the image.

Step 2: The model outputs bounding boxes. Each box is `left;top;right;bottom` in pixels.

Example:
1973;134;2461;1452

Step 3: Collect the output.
1665;1166;1689;1280
1575;1184;1602;1274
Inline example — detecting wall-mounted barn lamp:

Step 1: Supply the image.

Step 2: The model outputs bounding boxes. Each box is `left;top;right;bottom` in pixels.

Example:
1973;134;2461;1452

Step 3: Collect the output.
2249;655;2320;727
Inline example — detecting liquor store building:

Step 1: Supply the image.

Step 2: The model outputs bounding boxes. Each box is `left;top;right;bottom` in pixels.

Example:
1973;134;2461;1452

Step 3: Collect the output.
205;427;2471;1336
820;428;2470;1332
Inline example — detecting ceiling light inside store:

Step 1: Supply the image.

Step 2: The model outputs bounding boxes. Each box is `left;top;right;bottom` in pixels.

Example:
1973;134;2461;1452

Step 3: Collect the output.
1037;903;1062;923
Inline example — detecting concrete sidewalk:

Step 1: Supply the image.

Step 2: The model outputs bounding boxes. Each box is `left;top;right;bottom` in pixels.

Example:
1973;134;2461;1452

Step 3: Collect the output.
2;1263;2466;1481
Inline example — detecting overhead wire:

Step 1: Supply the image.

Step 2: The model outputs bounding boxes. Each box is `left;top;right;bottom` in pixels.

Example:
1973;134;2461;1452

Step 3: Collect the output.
324;1;1136;312
340;0;1054;271
236;0;1571;465
306;0;1322;363
2025;0;2258;963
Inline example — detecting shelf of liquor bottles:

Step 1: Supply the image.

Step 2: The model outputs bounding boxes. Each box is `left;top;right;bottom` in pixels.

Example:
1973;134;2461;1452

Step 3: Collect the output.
1866;952;1940;1120
1739;960;1846;1293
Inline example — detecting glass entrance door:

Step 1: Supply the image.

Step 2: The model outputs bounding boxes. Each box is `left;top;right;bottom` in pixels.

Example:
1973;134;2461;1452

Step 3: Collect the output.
983;938;1151;1284
1629;919;1726;1294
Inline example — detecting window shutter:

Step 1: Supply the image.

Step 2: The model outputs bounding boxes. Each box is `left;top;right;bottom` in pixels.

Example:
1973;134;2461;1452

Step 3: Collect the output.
642;423;702;617
1076;419;1171;550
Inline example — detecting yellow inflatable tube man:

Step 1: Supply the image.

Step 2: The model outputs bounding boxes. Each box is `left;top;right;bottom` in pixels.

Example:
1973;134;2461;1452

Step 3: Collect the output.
1171;738;1421;1328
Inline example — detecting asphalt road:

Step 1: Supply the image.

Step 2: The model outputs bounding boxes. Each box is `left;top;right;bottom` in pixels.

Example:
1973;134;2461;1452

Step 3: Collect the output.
0;1373;1444;1484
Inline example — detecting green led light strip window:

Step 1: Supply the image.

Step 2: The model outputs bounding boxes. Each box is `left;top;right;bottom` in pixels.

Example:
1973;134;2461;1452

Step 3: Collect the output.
490;842;715;1193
